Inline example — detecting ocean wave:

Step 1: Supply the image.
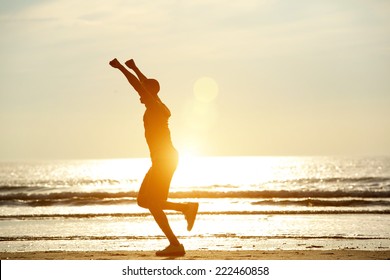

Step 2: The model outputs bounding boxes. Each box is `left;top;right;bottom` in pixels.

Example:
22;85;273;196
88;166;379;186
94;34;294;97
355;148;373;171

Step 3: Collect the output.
1;189;390;207
170;190;390;199
0;191;138;207
275;176;390;185
1;176;389;190
1;209;390;220
251;198;390;208
1;234;388;242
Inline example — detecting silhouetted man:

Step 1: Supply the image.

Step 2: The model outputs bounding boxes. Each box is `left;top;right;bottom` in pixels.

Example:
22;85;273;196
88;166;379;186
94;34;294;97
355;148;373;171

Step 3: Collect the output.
109;58;198;256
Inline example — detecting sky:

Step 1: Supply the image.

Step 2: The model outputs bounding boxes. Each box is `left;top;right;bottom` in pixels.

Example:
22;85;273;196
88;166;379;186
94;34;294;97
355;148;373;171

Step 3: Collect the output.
0;0;389;160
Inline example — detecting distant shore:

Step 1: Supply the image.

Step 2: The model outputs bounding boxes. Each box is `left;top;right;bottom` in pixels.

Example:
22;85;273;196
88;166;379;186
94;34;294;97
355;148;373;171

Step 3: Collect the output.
1;250;389;260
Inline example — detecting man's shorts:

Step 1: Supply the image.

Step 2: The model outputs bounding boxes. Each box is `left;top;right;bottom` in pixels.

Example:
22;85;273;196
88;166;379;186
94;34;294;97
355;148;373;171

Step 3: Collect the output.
137;150;178;208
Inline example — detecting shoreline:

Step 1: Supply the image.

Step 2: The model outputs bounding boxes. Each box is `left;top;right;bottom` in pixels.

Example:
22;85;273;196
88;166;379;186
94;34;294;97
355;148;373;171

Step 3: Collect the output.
1;250;390;260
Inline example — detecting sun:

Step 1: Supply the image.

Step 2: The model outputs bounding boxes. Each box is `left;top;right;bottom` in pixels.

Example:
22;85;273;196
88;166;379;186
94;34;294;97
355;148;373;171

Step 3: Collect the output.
172;145;205;188
178;145;201;160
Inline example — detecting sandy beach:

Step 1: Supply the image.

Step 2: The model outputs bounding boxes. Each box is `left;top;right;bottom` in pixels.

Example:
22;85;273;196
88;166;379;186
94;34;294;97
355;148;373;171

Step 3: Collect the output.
1;250;389;260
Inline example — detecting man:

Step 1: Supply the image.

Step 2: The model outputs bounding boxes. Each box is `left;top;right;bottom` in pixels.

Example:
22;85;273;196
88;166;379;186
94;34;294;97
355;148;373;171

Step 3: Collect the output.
109;58;198;256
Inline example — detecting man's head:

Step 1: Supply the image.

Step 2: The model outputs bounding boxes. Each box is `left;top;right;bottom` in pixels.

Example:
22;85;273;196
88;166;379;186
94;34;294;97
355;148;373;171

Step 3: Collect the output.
142;79;160;96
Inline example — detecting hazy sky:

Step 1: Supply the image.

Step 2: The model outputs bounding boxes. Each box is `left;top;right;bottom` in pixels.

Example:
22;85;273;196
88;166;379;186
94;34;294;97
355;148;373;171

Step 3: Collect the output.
1;0;389;160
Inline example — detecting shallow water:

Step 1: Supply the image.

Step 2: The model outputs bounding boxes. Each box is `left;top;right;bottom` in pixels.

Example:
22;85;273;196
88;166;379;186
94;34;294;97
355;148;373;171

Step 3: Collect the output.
1;214;389;252
1;156;389;252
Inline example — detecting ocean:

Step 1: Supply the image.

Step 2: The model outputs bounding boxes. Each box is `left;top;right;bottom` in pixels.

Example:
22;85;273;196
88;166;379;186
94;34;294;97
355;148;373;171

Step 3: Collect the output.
1;156;390;253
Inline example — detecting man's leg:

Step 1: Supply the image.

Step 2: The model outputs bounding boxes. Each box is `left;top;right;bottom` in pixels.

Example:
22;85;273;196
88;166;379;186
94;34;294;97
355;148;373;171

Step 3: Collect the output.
149;206;180;246
162;201;187;212
148;201;198;241
162;201;199;232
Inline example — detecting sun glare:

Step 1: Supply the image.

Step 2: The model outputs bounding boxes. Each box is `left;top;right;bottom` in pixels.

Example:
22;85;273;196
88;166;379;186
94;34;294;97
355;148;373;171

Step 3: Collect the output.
193;77;219;103
177;143;202;162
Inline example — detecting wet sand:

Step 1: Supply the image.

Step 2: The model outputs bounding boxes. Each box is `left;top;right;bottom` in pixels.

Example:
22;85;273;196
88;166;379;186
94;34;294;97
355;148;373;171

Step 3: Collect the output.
1;250;389;260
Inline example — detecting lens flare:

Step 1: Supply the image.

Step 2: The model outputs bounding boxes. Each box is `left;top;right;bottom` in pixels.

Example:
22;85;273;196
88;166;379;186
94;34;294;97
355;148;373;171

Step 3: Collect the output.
193;77;219;103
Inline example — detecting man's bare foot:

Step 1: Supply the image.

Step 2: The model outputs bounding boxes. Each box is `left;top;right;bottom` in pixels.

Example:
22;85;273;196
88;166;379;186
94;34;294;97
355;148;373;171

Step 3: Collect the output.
125;59;136;69
109;58;121;68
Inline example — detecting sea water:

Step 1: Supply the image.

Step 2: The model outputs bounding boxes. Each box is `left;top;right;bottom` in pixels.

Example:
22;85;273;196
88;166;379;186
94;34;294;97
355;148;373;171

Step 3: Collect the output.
1;156;389;252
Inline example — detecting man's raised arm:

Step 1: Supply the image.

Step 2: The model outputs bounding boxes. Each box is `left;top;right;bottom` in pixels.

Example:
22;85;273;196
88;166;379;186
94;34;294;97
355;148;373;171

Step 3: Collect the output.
109;58;145;96
125;59;148;83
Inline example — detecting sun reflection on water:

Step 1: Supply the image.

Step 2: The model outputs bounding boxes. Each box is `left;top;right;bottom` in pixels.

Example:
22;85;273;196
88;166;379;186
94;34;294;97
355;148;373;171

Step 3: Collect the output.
173;156;311;190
